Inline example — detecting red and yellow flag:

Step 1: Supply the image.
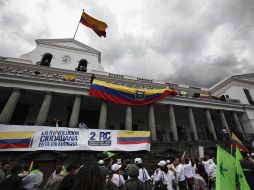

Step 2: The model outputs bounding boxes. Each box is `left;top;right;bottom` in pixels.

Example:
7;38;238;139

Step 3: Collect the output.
80;11;107;37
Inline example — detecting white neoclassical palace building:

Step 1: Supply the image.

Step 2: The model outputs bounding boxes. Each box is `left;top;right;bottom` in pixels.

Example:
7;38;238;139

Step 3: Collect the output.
0;38;254;158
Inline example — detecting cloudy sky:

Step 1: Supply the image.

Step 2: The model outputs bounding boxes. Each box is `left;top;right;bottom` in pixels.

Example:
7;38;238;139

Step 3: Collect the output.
0;0;254;88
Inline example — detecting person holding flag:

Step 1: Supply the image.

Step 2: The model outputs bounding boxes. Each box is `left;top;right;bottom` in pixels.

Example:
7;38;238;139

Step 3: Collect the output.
236;147;254;189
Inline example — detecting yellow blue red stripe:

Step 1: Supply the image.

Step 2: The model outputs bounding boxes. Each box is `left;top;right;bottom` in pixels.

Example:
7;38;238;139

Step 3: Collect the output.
117;131;151;145
89;79;177;105
0;131;35;149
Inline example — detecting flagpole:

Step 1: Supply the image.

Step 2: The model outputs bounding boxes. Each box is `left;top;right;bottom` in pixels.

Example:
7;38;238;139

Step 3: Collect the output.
73;9;84;39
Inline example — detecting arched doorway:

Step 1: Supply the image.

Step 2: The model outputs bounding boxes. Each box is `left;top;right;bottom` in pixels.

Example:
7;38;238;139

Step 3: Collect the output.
40;53;53;66
77;59;87;72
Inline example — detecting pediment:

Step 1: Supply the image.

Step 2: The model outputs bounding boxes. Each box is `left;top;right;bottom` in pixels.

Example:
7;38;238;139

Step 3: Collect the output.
35;38;101;55
234;73;254;82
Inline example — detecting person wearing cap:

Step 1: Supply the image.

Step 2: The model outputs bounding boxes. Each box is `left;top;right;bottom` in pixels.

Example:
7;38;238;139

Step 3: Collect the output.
154;160;175;190
134;158;152;190
122;164;147;190
98;160;109;179
174;158;187;190
134;158;151;182
111;163;125;188
151;161;162;186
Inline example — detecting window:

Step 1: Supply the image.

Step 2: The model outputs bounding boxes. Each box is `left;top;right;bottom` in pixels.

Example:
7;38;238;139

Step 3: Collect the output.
243;89;254;105
77;59;87;72
40;53;52;66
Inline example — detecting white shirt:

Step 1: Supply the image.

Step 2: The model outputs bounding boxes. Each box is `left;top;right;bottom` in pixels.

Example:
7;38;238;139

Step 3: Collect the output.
183;161;194;178
111;174;125;187
22;172;43;190
202;160;211;175
155;170;175;190
191;164;196;176
138;168;151;182
176;164;185;182
208;162;216;178
152;168;160;185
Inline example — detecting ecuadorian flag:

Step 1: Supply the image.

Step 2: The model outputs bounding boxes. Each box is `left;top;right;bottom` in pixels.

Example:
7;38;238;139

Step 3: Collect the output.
117;131;150;145
89;79;177;105
0;131;35;149
231;133;249;153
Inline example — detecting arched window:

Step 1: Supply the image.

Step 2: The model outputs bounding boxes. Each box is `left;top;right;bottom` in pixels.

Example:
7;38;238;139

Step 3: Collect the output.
77;59;87;72
40;53;52;66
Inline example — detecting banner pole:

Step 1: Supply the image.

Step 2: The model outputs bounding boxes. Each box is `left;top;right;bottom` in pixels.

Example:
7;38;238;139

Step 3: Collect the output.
73;9;84;39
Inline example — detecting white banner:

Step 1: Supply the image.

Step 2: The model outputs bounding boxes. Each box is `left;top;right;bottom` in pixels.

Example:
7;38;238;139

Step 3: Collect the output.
199;146;204;158
0;125;151;152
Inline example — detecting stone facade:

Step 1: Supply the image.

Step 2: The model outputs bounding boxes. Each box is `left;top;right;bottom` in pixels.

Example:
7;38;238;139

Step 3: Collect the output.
0;38;254;181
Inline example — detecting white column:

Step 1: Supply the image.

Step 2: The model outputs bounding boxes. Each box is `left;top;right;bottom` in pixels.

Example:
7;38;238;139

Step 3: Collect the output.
35;92;53;126
148;105;157;141
98;101;107;129
125;106;132;130
69;95;81;128
205;109;217;140
169;105;178;141
187;107;199;141
0;89;21;124
220;110;230;133
233;112;247;140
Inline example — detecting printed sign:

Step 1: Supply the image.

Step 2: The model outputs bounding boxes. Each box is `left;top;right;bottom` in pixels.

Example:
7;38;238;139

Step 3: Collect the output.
0;125;150;152
88;131;111;146
199;146;204;158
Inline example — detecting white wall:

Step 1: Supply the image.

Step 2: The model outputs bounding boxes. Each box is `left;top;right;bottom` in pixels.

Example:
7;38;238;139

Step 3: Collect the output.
224;86;250;104
20;44;104;72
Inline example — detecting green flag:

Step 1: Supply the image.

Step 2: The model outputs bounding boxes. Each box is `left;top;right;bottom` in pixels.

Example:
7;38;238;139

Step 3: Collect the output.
236;147;250;190
216;145;236;190
102;151;116;158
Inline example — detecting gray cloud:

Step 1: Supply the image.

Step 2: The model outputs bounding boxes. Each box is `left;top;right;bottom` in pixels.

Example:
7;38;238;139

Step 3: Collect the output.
0;0;254;88
97;0;254;87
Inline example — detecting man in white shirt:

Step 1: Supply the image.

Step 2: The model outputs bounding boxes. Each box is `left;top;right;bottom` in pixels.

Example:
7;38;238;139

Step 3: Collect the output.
182;158;194;190
174;159;187;190
23;163;43;190
201;157;212;176
208;159;216;189
134;158;151;182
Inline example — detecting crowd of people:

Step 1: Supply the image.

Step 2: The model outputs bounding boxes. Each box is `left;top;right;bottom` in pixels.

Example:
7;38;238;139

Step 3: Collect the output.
0;155;223;190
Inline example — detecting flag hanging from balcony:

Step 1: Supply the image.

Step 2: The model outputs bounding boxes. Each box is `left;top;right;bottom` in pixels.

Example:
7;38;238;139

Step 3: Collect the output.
89;79;177;105
80;11;107;37
231;133;249;153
